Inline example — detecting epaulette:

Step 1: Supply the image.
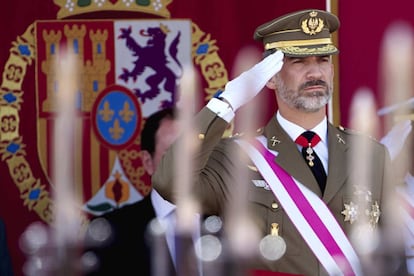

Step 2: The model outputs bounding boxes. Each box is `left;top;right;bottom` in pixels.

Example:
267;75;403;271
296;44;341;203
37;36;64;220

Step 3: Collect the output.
337;125;356;134
229;132;245;138
255;127;265;136
222;132;240;142
229;127;265;139
336;125;379;142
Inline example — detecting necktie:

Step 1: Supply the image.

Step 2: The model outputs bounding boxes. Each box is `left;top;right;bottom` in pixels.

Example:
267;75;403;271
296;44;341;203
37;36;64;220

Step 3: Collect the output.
174;216;202;276
295;131;327;193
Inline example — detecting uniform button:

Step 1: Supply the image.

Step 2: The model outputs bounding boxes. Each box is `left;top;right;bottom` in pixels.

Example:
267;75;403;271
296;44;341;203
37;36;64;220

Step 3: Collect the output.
271;202;279;209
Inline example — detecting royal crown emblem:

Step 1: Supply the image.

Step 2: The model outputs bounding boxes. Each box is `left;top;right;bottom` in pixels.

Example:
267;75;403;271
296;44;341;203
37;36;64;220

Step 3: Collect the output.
53;0;173;19
301;11;324;35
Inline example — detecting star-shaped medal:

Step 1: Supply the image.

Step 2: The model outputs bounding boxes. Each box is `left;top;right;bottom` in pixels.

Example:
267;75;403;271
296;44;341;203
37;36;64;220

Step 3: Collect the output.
367;201;381;229
341;201;359;224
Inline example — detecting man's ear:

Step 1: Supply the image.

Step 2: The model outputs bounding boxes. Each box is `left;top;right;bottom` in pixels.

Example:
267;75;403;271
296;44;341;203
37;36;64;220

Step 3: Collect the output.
266;75;277;90
140;150;154;175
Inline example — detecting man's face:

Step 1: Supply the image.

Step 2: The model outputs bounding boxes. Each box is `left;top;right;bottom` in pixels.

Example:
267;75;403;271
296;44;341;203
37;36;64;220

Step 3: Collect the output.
141;117;179;176
273;55;334;112
152;118;179;171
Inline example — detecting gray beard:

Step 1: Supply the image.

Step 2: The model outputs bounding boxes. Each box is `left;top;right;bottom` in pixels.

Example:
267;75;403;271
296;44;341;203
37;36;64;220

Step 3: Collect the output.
275;77;332;112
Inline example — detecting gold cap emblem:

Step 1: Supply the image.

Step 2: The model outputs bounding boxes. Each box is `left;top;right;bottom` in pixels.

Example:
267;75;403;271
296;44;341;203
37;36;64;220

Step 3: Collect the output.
301;11;324;35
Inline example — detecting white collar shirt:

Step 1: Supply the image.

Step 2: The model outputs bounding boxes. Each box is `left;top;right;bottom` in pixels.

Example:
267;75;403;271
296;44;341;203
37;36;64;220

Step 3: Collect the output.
151;189;202;275
151;189;178;268
276;111;328;173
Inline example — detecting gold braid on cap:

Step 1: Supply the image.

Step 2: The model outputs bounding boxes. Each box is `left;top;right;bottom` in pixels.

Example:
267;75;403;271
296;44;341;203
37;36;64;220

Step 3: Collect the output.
265;38;332;50
282;44;338;55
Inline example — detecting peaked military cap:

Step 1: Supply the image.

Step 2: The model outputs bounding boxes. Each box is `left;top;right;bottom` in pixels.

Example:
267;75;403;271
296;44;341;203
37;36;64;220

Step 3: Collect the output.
254;9;340;57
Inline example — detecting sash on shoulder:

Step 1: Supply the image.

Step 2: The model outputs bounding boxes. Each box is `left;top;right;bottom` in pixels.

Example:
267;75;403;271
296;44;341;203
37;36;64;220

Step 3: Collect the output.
237;138;362;276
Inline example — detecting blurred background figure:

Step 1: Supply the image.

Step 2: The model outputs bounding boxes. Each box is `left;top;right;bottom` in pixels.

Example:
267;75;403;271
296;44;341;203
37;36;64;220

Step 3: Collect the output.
379;93;414;275
83;108;182;276
0;217;14;276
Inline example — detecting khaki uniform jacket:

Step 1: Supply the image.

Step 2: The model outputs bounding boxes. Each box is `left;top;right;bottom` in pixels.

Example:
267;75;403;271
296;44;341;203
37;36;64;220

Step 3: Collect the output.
153;107;395;276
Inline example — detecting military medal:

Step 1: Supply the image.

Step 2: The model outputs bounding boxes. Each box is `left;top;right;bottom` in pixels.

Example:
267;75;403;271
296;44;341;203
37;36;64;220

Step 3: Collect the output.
259;223;286;261
341;201;359;224
367;201;381;229
342;186;381;229
305;144;315;167
295;134;321;167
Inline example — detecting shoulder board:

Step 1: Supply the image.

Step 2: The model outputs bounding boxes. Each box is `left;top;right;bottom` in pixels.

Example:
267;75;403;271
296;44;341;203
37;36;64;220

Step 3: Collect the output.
255;127;265;136
229;132;245;138
337;125;358;134
337;125;379;142
229;127;265;138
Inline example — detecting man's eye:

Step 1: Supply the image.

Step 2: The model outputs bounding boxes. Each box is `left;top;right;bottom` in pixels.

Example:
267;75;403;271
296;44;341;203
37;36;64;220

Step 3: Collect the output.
320;56;330;62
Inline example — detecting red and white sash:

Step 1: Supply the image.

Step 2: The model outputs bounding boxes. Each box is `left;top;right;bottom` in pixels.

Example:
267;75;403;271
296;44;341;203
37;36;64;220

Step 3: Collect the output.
237;137;362;276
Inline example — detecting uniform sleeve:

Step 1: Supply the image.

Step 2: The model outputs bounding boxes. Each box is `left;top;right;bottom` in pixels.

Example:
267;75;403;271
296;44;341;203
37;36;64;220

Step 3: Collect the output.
152;105;240;215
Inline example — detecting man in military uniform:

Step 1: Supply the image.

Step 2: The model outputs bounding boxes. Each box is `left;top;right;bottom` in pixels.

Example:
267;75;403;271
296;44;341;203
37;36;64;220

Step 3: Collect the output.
153;9;401;275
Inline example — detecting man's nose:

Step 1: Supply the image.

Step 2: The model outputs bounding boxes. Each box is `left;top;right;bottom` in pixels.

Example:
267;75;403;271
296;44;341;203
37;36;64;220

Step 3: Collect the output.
306;63;323;80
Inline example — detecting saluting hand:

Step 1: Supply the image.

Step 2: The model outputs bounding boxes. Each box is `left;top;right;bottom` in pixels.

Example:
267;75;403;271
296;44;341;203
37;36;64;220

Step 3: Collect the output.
220;50;284;111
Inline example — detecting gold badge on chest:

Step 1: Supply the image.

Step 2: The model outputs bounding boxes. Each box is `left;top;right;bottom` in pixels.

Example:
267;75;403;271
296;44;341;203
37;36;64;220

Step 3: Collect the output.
259;223;286;261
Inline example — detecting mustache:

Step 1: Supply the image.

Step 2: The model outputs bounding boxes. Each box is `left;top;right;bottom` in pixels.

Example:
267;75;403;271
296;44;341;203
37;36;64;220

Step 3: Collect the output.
300;80;328;90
